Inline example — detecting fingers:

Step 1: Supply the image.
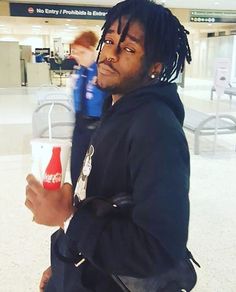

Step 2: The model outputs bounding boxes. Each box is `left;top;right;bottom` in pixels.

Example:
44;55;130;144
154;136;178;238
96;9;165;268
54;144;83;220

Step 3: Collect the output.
25;175;42;218
25;175;74;226
25;184;38;213
26;173;37;183
25;198;33;211
39;266;52;291
25;184;36;199
26;174;44;194
25;174;44;209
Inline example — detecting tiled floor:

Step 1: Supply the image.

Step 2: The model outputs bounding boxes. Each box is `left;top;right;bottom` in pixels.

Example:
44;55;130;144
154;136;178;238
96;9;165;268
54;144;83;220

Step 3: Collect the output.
0;78;236;291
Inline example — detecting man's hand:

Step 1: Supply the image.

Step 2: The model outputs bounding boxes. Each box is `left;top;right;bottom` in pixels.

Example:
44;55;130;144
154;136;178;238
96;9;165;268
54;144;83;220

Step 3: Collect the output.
39;266;52;292
25;174;74;227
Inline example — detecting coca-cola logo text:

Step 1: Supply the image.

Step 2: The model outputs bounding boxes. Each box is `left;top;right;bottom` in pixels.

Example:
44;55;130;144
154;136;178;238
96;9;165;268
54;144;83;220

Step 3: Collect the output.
43;173;62;184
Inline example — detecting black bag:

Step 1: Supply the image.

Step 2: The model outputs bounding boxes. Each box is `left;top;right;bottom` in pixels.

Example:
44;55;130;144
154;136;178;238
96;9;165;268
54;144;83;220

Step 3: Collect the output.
112;252;198;292
55;193;200;292
79;193;200;292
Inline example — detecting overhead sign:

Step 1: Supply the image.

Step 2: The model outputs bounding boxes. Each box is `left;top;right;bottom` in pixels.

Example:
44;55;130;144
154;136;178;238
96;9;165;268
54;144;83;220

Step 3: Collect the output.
10;3;109;20
190;10;236;23
35;48;50;56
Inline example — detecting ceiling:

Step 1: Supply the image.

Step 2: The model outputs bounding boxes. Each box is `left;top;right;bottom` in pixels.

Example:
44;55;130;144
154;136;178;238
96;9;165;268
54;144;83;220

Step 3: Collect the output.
11;0;236;10
0;0;235;40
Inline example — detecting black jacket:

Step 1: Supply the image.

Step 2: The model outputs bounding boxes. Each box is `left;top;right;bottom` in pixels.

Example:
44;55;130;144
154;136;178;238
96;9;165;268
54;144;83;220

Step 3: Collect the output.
48;82;191;292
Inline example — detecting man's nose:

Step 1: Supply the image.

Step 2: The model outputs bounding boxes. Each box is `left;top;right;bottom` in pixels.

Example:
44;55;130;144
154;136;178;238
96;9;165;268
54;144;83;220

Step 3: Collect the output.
105;46;120;63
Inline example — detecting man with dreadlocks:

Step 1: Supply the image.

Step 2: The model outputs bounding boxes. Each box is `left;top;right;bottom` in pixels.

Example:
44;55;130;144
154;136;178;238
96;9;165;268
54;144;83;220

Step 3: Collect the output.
25;0;199;291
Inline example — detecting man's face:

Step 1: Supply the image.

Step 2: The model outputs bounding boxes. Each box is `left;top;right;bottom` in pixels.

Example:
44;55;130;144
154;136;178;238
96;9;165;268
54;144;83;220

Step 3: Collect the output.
97;18;149;95
71;44;94;67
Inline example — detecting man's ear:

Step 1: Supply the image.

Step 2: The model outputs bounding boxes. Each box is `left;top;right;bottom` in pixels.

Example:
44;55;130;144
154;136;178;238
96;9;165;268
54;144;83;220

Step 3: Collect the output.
149;62;163;78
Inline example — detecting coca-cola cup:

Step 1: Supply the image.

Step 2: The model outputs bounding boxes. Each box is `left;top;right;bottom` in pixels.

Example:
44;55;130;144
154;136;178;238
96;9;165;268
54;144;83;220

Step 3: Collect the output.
30;139;71;190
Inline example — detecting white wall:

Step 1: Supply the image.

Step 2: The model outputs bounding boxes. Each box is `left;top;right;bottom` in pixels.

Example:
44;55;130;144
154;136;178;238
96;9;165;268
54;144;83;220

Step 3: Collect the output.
186;33;236;85
0;34;44;51
0;41;21;87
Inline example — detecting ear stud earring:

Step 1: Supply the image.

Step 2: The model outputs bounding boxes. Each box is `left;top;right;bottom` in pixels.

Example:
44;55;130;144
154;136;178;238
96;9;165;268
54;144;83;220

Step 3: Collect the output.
150;73;156;79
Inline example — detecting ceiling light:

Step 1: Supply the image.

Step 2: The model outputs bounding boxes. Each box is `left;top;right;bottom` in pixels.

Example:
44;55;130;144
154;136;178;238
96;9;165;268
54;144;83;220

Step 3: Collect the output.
32;25;42;28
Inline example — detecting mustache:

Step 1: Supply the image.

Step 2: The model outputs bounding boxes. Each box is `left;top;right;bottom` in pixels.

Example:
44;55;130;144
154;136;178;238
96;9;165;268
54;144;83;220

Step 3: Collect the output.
98;59;119;74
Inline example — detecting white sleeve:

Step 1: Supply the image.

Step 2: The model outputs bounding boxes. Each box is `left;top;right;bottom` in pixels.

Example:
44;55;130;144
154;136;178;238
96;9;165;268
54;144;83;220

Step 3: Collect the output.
63;214;74;233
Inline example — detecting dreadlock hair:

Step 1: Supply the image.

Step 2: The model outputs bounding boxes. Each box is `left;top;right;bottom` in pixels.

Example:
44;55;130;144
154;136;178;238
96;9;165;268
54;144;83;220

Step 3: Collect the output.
97;0;191;83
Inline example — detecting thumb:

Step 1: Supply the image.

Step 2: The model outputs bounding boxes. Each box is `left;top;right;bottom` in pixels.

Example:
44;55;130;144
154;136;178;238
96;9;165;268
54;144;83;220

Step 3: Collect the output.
62;182;73;194
61;183;73;203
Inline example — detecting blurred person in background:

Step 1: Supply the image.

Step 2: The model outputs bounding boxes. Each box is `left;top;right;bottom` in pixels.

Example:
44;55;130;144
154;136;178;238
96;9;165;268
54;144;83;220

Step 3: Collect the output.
70;31;106;187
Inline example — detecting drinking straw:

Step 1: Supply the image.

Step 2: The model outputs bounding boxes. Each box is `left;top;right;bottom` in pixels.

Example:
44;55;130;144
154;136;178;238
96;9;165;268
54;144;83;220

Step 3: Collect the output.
48;103;54;141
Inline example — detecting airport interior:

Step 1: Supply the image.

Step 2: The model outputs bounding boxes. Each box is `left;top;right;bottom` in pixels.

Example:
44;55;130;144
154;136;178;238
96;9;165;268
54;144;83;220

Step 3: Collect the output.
0;0;236;291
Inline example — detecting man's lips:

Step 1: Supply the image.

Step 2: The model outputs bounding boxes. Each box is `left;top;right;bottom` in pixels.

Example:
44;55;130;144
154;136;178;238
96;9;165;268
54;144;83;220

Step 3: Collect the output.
98;63;118;75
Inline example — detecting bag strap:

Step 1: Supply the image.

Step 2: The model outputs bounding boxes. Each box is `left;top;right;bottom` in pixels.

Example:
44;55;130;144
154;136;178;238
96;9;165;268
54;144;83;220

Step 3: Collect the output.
187;249;201;268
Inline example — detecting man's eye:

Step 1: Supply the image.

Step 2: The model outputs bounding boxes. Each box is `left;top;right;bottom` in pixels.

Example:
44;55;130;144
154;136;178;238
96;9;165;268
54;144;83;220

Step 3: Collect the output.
124;47;135;53
104;39;112;45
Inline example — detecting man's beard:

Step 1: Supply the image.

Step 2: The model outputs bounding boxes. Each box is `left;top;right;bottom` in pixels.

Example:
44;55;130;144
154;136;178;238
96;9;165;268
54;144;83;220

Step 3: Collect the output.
96;59;149;95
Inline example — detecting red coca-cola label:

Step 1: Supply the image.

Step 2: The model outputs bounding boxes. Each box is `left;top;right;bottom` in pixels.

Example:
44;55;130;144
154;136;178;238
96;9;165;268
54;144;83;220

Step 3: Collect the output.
43;146;62;190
